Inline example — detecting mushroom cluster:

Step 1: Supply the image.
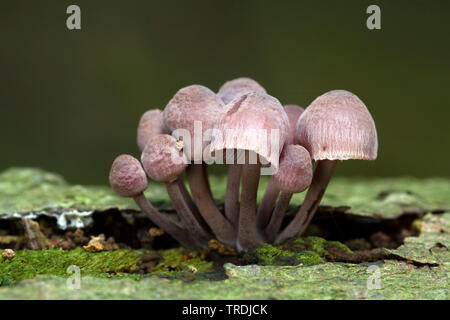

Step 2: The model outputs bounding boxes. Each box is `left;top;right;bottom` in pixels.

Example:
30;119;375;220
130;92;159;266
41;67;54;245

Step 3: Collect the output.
109;78;378;252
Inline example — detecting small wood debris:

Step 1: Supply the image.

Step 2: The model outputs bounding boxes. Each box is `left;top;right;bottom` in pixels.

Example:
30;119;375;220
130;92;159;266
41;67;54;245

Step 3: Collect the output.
22;218;47;250
83;234;119;252
149;227;164;237
188;265;198;273
208;239;237;256
2;249;15;260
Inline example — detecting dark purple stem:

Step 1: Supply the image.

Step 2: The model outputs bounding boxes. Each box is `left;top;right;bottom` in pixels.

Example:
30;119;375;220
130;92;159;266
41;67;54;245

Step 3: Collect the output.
225;163;241;226
237;163;263;252
187;164;236;246
264;192;293;242
176;178;210;232
256;179;280;230
166;179;212;247
133;193;196;249
276;160;337;243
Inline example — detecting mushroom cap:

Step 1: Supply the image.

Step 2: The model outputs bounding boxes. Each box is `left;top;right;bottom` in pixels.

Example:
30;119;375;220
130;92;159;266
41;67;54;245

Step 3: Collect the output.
284;104;304;145
295;90;378;161
109;154;148;197
210;92;289;169
137;109;169;151
272;144;312;193
217;77;267;105
163;85;224;161
141;134;187;183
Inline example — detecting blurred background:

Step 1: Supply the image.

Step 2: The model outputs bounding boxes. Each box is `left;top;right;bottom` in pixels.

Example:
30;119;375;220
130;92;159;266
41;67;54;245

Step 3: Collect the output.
1;0;449;184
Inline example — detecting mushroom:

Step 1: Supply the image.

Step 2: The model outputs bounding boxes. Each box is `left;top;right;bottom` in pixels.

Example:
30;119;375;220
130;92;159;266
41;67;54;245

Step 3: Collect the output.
217;77;266;105
284;104;305;145
141;134;212;248
137;108;199;227
276;90;378;242
163;85;236;246
109;154;194;248
217;77;267;227
263;144;312;242
257;104;304;229
210;92;289;251
137;109;169;151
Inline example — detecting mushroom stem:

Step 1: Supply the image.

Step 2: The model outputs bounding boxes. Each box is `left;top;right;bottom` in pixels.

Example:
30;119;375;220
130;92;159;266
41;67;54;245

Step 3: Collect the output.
256;179;280;229
166;180;212;247
187;164;236;246
264;192;293;242
276;159;337;243
202;163;214;198
176;178;209;232
237;163;263;252
132;193;196;249
225;163;242;226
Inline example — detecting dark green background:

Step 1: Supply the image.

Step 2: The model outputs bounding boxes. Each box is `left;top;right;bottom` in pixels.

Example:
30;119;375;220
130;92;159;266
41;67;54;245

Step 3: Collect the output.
1;0;449;184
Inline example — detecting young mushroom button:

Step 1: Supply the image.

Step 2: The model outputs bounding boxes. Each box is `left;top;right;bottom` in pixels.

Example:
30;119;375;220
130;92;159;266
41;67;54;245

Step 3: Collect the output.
109;154;194;248
257;104;305;229
141;134;212;248
264;145;312;242
276;90;378;243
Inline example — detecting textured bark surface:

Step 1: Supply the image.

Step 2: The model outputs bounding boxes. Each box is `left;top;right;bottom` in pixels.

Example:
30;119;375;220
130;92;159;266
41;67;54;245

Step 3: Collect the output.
0;168;449;299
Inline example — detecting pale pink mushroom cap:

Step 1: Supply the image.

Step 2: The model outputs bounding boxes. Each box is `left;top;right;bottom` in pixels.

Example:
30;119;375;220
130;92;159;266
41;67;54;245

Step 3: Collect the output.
284;104;304;145
217;77;267;105
137;109;169;151
109;154;148;197
163;85;224;161
272;145;312;193
141;134;187;183
210;92;289;170
295;90;378;161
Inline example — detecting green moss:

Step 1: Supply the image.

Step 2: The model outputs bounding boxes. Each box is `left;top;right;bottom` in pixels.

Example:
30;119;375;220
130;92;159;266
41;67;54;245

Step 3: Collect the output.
244;244;295;266
304;236;328;257
294;251;324;265
280;236;352;259
153;248;213;274
386;213;450;266
0;248;141;286
245;239;334;266
0;259;448;299
2;168;449;221
326;241;353;254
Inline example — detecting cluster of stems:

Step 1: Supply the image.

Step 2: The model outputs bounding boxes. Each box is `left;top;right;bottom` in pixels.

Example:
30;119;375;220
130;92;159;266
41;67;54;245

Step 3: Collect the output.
126;150;323;252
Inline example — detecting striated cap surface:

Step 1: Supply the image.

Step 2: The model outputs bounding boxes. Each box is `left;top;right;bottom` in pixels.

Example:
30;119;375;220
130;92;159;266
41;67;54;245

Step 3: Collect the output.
210;92;289;169
217;77;266;105
109;154;148;197
141;134;187;183
163;85;224;161
295;90;378;161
